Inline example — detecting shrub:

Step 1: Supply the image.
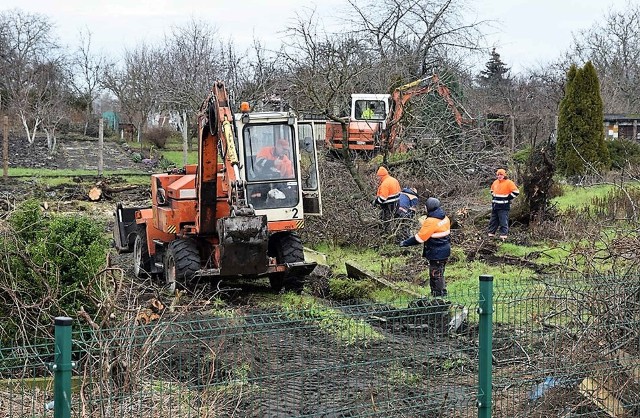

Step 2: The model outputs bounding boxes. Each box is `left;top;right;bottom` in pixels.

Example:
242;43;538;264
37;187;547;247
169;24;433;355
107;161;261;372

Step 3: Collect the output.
144;126;173;149
1;200;110;345
606;139;640;169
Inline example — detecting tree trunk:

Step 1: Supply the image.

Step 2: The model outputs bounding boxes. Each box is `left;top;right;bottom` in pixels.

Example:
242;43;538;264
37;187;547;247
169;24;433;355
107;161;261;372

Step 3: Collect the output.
19;113;39;145
182;110;188;166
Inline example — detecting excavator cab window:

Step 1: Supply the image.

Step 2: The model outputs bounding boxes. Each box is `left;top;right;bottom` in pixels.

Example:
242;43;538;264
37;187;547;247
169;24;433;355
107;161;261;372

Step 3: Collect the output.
356;100;385;121
243;123;300;210
297;122;323;216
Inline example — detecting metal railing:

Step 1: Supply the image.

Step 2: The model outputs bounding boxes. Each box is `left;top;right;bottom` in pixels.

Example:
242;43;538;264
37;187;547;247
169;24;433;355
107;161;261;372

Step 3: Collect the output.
1;273;638;417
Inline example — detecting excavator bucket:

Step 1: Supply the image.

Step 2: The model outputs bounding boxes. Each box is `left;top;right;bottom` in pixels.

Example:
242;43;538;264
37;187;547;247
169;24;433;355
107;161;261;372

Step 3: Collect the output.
217;215;269;276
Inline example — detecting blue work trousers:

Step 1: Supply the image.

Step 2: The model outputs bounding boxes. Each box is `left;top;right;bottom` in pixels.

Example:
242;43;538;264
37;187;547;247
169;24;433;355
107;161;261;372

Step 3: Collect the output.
488;206;510;236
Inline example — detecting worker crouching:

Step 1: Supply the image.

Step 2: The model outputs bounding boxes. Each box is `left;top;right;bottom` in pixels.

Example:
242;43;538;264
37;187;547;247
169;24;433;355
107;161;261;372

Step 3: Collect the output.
399;197;451;297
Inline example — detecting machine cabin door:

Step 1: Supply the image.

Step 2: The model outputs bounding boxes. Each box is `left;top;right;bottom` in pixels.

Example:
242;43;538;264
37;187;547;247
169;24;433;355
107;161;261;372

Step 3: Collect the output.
298;122;323;216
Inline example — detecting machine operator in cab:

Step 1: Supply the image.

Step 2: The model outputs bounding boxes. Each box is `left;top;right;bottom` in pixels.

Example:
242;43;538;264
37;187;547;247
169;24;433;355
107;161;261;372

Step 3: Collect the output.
255;138;294;178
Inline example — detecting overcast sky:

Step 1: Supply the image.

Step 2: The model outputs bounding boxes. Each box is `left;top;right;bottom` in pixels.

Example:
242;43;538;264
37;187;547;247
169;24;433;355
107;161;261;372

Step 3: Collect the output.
0;0;633;74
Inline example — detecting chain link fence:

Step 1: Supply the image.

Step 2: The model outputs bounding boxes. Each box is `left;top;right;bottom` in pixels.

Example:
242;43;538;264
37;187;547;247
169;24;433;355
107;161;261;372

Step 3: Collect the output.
1;273;638;417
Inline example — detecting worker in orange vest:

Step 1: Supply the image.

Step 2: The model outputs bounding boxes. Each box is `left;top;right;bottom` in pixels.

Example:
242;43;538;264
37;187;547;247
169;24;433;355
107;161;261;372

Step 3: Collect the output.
400;197;451;297
373;166;401;232
256;138;294;178
488;168;519;240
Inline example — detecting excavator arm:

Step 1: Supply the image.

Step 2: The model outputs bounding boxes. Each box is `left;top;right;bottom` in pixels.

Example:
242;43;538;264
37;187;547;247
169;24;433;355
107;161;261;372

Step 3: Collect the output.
384;73;471;151
196;82;252;236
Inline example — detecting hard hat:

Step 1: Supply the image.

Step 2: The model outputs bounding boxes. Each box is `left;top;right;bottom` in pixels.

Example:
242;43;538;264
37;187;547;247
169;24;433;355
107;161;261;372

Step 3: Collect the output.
496;168;506;176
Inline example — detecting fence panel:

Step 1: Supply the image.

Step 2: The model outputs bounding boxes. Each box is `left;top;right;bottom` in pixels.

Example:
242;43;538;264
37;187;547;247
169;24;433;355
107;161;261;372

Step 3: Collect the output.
1;273;639;417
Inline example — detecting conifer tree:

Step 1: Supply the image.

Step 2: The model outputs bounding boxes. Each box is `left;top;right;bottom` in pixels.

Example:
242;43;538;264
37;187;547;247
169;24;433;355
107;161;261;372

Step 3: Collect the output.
556;61;610;176
479;48;510;86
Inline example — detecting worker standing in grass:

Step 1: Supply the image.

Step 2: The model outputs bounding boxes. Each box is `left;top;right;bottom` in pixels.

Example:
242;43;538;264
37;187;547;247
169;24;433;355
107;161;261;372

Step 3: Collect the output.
374;166;401;232
400;197;450;298
487;168;519;240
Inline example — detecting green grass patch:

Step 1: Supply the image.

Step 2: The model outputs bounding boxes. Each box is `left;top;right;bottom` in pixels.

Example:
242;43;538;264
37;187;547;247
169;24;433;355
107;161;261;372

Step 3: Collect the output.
160;150;198;166
6;168;146;177
553;183;614;212
4;170;151;187
369;285;429;308
272;293;385;346
496;242;569;266
313;243;404;276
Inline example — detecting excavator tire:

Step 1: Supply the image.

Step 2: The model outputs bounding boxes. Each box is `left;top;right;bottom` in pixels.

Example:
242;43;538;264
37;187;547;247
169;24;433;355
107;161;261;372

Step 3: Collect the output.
164;239;200;293
268;232;305;292
133;225;152;278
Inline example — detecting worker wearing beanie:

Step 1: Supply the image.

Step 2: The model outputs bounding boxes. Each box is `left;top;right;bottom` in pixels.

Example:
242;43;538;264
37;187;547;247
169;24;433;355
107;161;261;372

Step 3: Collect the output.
374;166;401;232
400;197;451;297
488;168;519;240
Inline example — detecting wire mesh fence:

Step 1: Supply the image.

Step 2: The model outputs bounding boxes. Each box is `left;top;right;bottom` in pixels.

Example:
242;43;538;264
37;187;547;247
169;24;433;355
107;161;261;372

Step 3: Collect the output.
1;273;638;417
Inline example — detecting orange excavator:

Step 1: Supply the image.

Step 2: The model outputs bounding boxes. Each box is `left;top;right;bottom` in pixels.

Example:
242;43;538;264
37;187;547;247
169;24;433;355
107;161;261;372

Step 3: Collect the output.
113;81;322;291
325;73;473;153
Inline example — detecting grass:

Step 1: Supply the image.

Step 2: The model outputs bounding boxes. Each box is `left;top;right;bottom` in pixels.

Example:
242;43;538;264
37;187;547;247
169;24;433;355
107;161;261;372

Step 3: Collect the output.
552;183;618;212
312;242;405;276
6;168;145;177
161;150;198;166
3;169;152;187
266;292;385;346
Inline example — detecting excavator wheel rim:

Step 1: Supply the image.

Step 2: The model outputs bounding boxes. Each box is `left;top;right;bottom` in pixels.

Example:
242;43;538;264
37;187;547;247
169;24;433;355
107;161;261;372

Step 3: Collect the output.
165;251;177;293
164;239;200;292
133;226;151;279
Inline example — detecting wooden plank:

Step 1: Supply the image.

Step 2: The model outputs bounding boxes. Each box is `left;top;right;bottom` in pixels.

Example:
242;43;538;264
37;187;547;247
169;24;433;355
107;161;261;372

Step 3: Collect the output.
578;377;626;418
617;350;640;384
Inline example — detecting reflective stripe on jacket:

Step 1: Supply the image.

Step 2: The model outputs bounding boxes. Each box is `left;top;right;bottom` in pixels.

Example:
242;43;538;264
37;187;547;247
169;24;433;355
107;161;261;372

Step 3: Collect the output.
491;178;519;207
376;168;401;205
414;207;451;260
397;188;418;217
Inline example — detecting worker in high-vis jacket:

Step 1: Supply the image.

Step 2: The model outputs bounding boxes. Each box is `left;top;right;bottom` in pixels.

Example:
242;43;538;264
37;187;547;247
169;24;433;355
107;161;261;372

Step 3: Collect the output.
400;197;450;297
396;187;419;242
488;168;519;240
373;166;401;231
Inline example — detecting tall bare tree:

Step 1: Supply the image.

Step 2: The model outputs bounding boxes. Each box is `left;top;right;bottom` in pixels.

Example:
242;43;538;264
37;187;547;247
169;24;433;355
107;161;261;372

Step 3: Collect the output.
346;0;486;79
570;3;640;113
102;44;162;142
283;10;373;193
70;28;106;135
158;18;223;160
0;9;60;143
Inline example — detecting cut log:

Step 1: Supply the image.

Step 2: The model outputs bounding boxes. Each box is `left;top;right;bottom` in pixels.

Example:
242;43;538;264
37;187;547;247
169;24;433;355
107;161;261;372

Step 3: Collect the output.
578;377;626;417
88;186;102;201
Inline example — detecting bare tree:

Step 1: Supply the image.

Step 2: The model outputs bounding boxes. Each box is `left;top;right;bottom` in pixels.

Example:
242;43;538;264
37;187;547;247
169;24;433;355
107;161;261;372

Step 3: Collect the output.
102;44;162;142
70;28;106;135
570;2;640;113
346;0;486;79
37;60;71;153
158;18;223;160
0;9;59;143
283;10;374;194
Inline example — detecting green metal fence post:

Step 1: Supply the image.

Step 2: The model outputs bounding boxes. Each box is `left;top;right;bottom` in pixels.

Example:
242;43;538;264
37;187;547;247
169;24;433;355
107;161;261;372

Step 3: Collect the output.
477;275;494;418
53;316;73;418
